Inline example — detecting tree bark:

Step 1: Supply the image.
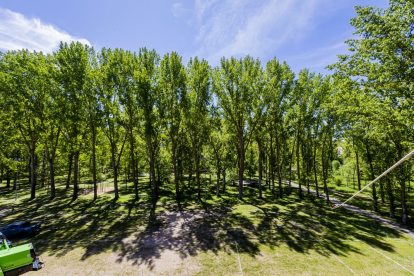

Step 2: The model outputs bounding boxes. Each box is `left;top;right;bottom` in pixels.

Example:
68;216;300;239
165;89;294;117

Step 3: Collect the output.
238;138;245;200
45;143;56;200
275;127;283;199
129;129;138;200
305;132;310;194
321;132;329;203
66;153;73;189
355;145;361;191
288;137;296;195
72;151;79;200
313;139;319;197
188;162;193;189
386;176;395;218
396;145;408;224
7;169;11;189
223;170;226;193
148;136;158;199
216;171;220;197
192;142;201;200
172;143;180;200
365;141;378;212
296;130;302;199
113;163;119;199
270;134;275;194
258;139;263;199
92;129;97;200
30;147;36;200
41;151;46;188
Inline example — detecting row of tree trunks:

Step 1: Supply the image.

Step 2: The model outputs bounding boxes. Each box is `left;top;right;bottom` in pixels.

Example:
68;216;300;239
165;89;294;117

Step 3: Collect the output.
258;139;263;199
365;140;378;212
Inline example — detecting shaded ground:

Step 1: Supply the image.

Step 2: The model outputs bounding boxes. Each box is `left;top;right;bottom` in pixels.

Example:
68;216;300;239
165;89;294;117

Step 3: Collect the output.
0;177;414;275
287;180;414;239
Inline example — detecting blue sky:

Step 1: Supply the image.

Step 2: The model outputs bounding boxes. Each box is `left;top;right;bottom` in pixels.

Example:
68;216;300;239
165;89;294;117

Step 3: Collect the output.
0;0;388;75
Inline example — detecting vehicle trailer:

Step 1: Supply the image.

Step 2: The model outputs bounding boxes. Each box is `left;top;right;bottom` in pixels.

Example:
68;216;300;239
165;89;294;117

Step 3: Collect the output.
0;232;42;276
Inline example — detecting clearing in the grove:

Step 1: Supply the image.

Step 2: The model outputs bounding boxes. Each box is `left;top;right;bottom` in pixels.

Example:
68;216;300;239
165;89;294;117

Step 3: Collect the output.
1;176;413;276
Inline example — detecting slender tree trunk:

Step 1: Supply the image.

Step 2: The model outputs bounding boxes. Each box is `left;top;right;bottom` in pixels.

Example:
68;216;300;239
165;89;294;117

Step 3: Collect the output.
151;151;158;199
157;162;161;185
30;147;36;200
275;128;282;199
92;130;97;200
365;142;378;212
288;136;296;194
66;154;73;189
189;162;193;189
137;158;140;188
45;143;56;200
148;136;158;199
72;151;79;200
239;139;245;200
13;171;17;192
296;130;302;199
400;173;408;224
6;169;11;189
129;129;138;200
48;160;55;199
78;157;81;186
267;154;270;189
313;140;319;197
321;132;329;203
41;151;46;188
353;165;356;190
270;135;275;194
386;176;395;218
216;171;220;197
193;142;201;200
258;139;263;199
114;163;119;199
172;145;180;200
396;145;408;224
305;133;310;194
264;153;268;188
355;147;361;191
379;178;385;204
110;144;121;200
28;158;31;184
223;170;226;193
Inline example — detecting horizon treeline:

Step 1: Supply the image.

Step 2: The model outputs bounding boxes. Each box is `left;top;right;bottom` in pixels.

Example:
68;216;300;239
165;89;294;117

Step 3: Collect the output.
0;0;413;225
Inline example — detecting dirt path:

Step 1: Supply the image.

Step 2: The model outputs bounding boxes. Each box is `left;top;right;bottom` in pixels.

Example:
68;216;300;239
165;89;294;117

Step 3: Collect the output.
285;180;414;239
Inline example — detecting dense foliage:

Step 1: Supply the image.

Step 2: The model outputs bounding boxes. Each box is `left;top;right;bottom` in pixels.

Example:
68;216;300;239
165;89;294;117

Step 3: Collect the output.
0;0;412;224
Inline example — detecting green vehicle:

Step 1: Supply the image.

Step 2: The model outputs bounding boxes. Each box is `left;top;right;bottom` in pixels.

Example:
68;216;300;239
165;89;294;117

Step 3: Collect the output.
0;232;42;276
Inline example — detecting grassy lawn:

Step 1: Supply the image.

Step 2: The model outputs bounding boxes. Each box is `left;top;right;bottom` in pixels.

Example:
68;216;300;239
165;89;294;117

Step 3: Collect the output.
318;177;414;229
1;176;414;275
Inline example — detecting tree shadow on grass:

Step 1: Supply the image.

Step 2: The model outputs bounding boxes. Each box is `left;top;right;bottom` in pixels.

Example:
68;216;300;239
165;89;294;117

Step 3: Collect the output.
0;181;408;273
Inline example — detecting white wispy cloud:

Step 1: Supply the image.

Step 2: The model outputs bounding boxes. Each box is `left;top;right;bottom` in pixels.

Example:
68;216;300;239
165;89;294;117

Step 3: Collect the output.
285;32;352;73
192;0;342;64
171;3;191;18
0;8;91;53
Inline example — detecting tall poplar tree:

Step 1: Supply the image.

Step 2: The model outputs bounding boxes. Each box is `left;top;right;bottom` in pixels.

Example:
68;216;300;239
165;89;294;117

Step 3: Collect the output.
159;52;187;200
213;56;265;200
1;50;47;199
186;57;211;200
135;48;161;199
55;42;91;200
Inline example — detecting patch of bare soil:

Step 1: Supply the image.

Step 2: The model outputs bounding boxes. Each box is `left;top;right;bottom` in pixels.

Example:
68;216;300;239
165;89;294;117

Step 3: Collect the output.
28;211;236;275
116;211;230;275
